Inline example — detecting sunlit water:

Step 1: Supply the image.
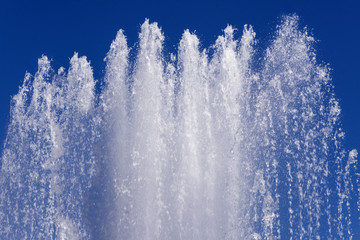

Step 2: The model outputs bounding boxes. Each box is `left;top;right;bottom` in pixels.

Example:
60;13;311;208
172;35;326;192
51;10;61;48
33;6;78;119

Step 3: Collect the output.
0;15;359;239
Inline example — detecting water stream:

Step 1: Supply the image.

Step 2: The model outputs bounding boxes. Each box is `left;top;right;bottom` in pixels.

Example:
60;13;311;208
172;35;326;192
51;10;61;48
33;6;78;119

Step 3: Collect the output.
0;15;359;239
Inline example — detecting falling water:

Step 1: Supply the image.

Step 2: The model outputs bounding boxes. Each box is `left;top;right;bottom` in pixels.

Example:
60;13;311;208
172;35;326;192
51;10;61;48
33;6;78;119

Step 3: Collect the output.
0;15;359;239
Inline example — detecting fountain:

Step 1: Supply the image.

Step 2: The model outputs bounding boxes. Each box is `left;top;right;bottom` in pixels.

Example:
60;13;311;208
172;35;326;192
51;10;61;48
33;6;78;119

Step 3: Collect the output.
0;15;358;239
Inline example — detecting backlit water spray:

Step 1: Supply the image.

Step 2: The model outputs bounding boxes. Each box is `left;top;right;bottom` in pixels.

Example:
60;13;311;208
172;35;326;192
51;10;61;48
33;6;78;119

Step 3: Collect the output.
0;15;359;239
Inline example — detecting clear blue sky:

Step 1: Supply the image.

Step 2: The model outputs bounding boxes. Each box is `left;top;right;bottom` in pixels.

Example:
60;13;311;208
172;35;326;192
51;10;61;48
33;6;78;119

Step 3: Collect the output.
0;0;359;152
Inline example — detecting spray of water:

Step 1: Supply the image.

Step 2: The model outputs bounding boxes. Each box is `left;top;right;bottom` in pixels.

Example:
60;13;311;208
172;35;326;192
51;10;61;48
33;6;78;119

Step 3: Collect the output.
0;15;359;239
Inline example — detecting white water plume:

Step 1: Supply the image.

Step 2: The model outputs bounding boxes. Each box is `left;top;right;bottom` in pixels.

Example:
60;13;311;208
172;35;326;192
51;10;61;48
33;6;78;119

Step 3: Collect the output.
0;15;359;239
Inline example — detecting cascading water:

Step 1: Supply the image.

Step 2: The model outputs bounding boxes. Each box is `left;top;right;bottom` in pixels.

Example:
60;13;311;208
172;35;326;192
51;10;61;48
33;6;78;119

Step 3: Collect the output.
0;15;359;239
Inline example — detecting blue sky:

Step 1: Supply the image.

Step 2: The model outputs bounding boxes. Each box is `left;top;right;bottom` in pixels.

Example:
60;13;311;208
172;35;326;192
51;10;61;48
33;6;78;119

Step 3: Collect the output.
0;0;359;151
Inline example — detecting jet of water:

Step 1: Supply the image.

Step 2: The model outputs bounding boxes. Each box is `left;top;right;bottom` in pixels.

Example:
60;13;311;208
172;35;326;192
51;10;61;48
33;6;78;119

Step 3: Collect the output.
0;15;358;240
